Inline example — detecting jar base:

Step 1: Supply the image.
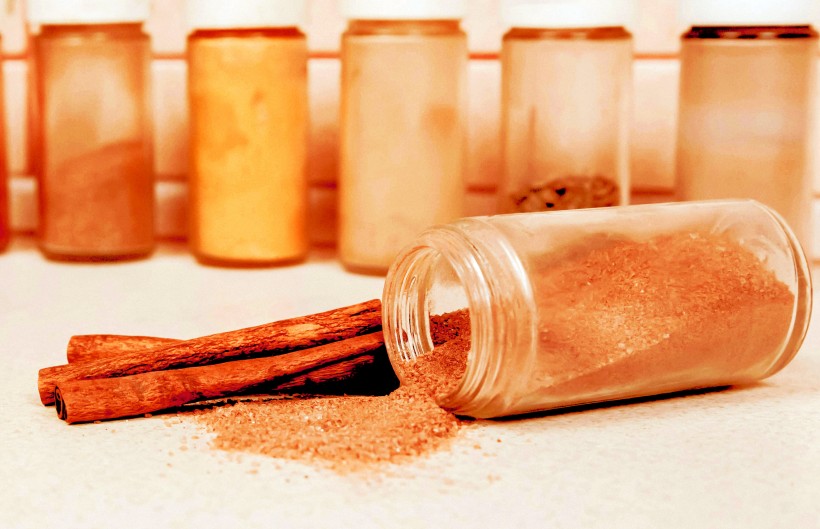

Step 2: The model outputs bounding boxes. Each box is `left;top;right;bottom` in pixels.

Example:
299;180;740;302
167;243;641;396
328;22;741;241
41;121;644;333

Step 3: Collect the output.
341;260;390;277
39;245;154;263
193;251;307;269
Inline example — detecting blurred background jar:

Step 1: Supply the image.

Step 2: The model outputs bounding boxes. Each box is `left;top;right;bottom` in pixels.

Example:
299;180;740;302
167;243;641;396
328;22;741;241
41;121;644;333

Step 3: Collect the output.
0;32;7;253
187;0;308;267
499;0;633;214
676;0;818;254
339;0;468;275
383;200;811;418
29;0;155;261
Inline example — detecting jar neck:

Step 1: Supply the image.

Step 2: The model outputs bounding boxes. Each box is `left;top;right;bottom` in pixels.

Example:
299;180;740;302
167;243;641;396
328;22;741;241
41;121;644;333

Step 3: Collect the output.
382;218;537;418
504;26;632;41
38;23;146;38
346;19;463;37
683;25;818;39
189;27;304;40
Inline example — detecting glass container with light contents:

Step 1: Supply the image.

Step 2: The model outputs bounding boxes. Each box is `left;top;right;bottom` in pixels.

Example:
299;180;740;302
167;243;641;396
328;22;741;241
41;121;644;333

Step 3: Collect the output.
676;0;818;254
0;33;8;253
383;200;812;418
499;0;633;214
339;0;468;275
187;0;308;266
28;0;155;261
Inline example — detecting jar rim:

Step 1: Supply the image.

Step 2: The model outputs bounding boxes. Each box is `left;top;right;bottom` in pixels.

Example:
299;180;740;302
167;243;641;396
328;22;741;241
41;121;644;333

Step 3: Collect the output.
382;218;538;417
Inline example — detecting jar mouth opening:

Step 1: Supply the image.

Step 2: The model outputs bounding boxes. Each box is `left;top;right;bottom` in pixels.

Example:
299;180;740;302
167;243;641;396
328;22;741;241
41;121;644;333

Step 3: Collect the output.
383;246;473;407
381;242;479;409
383;220;537;418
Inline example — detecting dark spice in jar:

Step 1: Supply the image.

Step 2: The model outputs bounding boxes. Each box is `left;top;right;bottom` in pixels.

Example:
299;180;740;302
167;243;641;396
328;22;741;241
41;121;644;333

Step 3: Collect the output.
511;174;620;212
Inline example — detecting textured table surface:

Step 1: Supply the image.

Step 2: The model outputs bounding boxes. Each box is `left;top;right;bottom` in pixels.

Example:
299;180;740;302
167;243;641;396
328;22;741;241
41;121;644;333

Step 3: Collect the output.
2;239;819;529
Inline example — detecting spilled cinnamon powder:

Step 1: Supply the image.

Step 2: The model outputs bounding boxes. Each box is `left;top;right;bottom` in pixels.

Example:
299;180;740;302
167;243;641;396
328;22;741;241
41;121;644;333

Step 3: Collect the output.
189;315;471;471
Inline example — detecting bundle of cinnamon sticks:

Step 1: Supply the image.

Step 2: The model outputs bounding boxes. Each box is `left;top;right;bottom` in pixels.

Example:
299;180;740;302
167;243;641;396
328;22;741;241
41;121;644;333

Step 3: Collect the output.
37;300;399;424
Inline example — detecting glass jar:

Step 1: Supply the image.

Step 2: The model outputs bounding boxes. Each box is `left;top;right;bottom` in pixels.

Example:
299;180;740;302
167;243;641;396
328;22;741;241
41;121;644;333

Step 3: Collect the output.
187;0;308;266
676;0;818;254
0;33;8;253
29;0;154;261
383;200;812;418
499;0;633;214
339;0;467;274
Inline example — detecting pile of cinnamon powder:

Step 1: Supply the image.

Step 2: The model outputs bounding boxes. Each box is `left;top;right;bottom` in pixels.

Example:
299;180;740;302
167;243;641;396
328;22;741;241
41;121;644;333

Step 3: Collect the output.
188;312;471;471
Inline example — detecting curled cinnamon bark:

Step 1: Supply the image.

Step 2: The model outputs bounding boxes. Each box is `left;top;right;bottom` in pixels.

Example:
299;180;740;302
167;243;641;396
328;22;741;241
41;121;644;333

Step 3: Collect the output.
67;335;179;363
54;332;390;424
39;299;382;405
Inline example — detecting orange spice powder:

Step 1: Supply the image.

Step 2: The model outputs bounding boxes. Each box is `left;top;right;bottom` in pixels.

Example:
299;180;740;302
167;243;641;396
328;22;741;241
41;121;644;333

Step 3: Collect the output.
188;316;470;472
520;231;797;410
187;28;308;266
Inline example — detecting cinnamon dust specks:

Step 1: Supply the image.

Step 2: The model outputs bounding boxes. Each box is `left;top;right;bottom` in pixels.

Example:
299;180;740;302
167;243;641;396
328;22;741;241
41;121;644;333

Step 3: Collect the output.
191;389;460;470
190;313;472;471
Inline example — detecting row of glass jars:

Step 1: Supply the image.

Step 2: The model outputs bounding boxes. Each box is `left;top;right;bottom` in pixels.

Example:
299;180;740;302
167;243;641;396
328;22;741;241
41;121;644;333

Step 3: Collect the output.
0;0;815;271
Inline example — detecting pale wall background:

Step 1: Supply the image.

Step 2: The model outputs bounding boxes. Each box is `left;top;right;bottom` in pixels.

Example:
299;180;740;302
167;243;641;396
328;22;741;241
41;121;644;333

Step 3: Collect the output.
3;0;820;252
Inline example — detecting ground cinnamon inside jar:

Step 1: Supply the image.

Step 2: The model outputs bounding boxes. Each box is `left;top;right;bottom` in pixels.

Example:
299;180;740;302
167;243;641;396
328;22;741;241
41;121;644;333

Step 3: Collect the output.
525;231;795;408
33;22;155;260
423;230;797;418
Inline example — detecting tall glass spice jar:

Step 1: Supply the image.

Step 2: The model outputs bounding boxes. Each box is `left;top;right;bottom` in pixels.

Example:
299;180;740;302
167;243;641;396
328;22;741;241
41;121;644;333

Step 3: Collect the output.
0;32;8;253
383;200;812;418
499;0;633;214
676;0;818;253
339;0;468;274
187;0;308;266
28;0;154;261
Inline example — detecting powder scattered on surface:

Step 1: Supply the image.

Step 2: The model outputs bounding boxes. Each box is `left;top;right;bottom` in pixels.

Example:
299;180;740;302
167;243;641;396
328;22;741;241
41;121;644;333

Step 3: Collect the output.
190;389;460;470
189;313;472;471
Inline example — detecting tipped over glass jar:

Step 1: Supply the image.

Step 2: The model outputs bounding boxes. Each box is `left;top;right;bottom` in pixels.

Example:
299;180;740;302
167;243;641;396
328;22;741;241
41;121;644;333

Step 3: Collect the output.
383;200;812;418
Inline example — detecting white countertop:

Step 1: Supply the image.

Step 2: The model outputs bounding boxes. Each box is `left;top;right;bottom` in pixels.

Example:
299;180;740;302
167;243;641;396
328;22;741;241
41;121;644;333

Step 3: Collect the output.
2;238;819;529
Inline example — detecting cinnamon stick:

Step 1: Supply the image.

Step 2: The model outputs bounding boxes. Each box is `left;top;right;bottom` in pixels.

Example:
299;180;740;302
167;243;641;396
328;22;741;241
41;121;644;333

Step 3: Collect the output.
54;332;391;424
65;335;399;394
68;337;396;400
67;335;180;363
39;299;382;405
